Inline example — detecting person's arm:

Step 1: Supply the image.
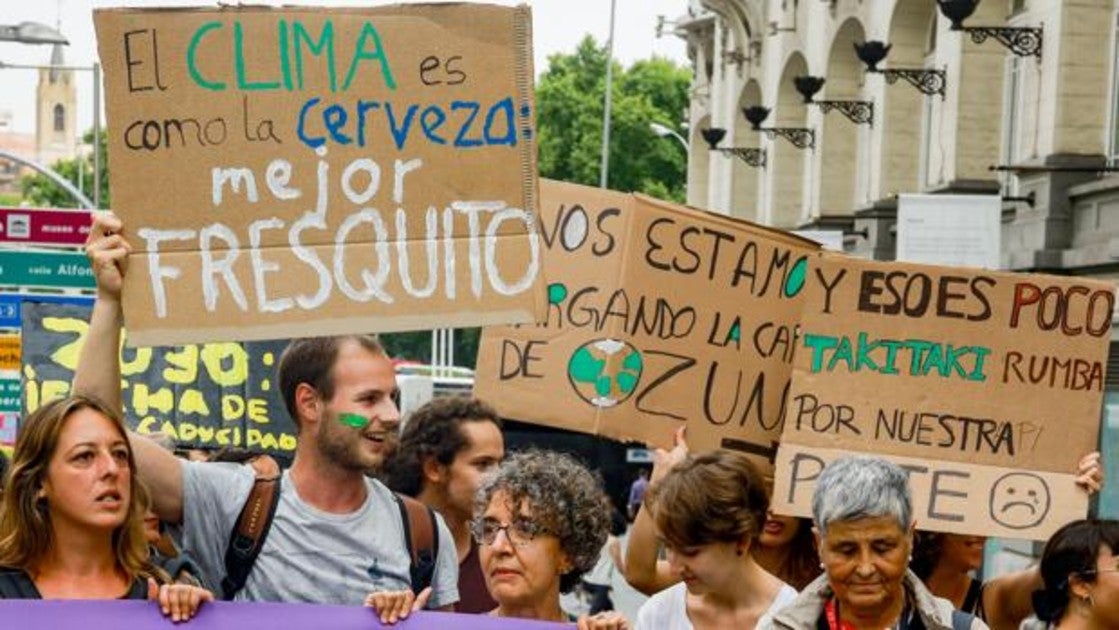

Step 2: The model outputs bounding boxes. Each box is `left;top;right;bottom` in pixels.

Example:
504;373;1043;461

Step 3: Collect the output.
73;212;185;524
982;452;1105;630
622;428;687;595
607;535;624;574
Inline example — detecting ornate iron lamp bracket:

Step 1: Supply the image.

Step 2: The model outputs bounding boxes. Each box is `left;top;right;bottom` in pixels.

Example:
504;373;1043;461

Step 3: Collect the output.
961;26;1042;58
876;68;946;99
717;147;767;168
759;127;815;150
813;100;874;126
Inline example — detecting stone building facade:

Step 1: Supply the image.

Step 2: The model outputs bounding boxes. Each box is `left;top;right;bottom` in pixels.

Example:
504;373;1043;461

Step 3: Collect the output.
669;0;1119;532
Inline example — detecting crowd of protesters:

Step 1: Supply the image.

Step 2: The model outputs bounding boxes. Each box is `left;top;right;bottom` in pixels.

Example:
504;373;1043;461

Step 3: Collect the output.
0;211;1113;630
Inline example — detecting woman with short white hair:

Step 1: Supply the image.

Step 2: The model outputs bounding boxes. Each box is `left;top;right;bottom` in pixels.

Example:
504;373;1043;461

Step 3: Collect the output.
762;456;987;630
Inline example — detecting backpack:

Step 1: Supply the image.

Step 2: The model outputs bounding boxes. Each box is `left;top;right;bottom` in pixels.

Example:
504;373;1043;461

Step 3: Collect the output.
219;455;439;601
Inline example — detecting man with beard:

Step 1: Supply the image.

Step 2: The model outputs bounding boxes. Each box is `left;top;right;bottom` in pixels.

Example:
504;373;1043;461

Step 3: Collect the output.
72;212;458;618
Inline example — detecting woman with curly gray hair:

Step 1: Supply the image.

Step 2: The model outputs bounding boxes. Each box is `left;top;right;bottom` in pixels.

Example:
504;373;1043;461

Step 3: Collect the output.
473;450;629;629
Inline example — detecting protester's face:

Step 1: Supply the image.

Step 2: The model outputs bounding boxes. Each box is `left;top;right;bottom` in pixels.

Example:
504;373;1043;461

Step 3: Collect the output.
663;537;743;595
940;534;986;572
42;409;132;532
437;421;504;520
1085;544;1119;626
479;491;569;610
315;341;401;472
759;512;802;549
817;516;911;616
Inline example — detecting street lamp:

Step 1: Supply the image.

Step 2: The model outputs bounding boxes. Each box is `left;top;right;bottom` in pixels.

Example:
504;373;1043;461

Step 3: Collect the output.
854;40;946;99
600;0;617;189
0;22;68;46
650;122;688;152
936;0;1042;58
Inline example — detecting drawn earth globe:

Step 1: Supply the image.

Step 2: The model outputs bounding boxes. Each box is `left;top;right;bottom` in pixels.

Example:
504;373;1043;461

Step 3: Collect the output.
566;339;644;408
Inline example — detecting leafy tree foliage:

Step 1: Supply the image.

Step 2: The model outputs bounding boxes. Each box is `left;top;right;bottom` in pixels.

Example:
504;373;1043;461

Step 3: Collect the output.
536;36;690;201
20;129;108;208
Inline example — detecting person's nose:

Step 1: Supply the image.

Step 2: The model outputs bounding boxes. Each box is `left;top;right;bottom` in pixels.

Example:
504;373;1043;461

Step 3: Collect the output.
488;527;515;554
100;451;121;477
377;397;401;427
854;548;876;577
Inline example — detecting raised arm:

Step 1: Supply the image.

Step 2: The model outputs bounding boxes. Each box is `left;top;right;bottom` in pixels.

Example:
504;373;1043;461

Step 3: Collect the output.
982;451;1105;630
73;212;185;524
622;428;687;595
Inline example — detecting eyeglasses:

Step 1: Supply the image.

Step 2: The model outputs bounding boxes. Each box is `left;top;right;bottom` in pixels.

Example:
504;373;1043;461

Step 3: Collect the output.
471;518;549;547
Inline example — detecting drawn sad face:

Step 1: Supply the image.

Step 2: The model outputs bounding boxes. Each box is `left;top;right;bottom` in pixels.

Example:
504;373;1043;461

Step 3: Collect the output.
988;473;1051;530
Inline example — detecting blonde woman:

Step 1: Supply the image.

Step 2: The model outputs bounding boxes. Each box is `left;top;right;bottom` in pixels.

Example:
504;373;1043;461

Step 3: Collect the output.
0;395;211;621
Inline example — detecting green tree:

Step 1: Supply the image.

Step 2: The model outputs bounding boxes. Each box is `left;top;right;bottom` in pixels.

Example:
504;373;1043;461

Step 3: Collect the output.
20;129;109;208
536;36;691;201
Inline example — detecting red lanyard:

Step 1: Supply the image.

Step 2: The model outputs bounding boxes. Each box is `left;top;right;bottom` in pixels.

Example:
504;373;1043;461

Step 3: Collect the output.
825;598;911;630
825;599;858;630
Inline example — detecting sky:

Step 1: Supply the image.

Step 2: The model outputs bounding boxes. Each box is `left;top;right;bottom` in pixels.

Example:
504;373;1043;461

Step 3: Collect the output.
0;0;689;135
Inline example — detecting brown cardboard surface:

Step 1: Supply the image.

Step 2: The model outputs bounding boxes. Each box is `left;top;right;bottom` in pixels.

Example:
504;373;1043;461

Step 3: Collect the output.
771;252;1112;538
95;4;544;346
783;253;1112;472
771;443;1088;540
474;179;820;461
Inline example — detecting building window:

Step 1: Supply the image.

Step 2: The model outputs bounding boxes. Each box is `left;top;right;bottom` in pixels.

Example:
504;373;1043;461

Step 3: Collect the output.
1109;11;1119;164
1010;0;1026;15
53;103;65;133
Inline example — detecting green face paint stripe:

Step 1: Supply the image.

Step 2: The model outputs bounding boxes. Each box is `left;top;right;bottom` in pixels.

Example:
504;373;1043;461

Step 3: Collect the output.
338;412;369;428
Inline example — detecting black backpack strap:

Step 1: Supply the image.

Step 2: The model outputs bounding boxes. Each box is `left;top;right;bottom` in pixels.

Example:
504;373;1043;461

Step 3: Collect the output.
220;455;281;601
961;578;984;617
394;493;439;595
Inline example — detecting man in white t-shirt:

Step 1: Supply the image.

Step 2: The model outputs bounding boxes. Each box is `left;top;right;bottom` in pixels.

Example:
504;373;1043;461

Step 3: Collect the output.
75;213;458;619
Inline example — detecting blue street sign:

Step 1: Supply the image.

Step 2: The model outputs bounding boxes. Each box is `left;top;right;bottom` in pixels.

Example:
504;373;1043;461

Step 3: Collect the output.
0;293;94;329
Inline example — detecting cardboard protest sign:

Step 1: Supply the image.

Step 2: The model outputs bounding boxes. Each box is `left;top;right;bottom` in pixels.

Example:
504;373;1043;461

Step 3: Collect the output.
772;253;1113;539
475;180;820;460
95;5;545;346
21;302;294;454
0;601;568;629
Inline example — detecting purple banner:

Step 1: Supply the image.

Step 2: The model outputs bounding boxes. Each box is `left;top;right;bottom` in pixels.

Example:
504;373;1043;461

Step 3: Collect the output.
0;601;571;629
0;207;92;246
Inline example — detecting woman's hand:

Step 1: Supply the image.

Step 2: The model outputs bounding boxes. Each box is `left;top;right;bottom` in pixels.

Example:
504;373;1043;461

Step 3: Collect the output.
1075;451;1104;494
147;578;214;623
364;586;431;625
84;211;131;303
577;611;630;630
650;427;688;485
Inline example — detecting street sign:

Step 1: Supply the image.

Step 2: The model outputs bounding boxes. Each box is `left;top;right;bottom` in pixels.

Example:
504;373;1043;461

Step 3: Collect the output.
0;376;18;413
0;249;94;290
0;411;16;448
0;293;95;328
0;207;93;246
0;335;17;371
625;448;653;464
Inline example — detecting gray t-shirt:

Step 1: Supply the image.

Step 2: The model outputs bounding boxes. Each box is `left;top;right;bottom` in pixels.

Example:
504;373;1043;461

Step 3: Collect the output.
181;461;459;607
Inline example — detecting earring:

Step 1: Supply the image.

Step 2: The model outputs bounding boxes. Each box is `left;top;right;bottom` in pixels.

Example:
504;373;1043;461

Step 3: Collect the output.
819;562;826;569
